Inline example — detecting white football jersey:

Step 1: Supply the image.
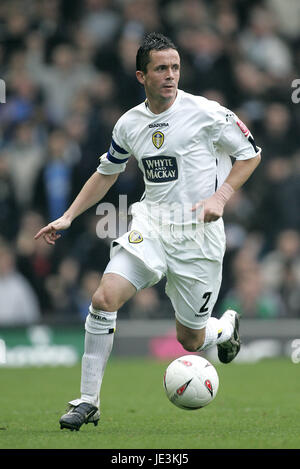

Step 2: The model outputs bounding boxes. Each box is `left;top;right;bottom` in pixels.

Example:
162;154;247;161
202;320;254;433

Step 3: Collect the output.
97;89;260;224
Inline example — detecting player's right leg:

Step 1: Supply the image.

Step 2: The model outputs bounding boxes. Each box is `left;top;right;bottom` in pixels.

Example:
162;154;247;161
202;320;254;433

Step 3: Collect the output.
59;247;158;431
59;272;136;431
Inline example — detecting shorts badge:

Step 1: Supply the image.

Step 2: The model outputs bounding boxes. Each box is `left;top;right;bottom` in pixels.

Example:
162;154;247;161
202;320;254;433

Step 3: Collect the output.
128;230;143;244
152;131;164;149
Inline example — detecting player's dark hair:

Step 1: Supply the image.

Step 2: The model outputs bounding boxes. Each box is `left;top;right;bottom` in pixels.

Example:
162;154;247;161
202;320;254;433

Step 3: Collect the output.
136;32;178;73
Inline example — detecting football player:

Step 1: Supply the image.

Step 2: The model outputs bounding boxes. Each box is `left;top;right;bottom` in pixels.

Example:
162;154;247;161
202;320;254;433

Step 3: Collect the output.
35;33;261;431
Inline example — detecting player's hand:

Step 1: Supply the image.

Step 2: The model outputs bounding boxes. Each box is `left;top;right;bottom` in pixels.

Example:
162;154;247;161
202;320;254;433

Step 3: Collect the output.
34;215;72;245
203;196;224;222
192;197;223;223
192;183;234;223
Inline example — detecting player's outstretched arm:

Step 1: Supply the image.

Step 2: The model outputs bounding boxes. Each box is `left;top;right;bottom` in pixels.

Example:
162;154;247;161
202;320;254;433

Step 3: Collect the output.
193;152;261;223
34;171;119;245
34;214;72;245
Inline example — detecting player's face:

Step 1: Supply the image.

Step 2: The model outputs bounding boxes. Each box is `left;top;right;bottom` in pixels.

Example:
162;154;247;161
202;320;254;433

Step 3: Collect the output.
136;48;180;113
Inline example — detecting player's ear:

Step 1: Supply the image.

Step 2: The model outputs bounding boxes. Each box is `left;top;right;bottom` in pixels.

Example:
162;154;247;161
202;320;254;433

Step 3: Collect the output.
136;70;145;85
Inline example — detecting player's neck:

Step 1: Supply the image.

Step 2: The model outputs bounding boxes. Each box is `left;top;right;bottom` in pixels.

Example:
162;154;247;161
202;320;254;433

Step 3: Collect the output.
146;92;177;114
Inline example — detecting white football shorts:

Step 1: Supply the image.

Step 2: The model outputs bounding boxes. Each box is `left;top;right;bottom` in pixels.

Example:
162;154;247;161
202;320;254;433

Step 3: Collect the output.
104;209;226;330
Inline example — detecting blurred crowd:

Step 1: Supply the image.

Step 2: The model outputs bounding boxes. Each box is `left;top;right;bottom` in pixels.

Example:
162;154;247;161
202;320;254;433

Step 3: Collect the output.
0;0;300;326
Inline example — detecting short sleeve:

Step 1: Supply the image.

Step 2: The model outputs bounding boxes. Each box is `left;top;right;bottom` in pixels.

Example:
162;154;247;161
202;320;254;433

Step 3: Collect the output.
211;105;261;161
97;118;131;175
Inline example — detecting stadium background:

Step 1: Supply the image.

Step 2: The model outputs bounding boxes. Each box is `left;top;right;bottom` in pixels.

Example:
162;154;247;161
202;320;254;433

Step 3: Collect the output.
0;0;300;366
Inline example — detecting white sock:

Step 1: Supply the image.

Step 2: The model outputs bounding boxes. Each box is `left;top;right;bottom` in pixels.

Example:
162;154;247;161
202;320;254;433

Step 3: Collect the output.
80;330;114;407
198;316;233;351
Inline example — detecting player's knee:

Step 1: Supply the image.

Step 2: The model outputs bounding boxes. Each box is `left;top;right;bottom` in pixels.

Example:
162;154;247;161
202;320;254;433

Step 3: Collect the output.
92;288;120;312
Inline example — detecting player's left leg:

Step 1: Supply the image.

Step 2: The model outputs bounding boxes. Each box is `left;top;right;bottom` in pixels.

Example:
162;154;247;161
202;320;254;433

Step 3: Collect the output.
168;266;240;362
215;309;241;363
175;312;239;357
167;265;240;360
165;219;240;362
175;320;206;352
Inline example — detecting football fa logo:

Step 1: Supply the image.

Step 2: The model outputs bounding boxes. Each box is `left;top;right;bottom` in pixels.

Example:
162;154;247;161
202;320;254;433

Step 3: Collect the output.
152;131;164;149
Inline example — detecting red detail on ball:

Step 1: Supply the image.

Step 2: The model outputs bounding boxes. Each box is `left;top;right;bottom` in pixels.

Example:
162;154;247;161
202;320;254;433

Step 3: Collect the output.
205;379;213;396
176;378;193;395
178;359;192;367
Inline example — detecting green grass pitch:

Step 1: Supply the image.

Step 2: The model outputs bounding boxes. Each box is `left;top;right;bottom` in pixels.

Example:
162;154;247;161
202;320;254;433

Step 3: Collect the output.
0;357;299;449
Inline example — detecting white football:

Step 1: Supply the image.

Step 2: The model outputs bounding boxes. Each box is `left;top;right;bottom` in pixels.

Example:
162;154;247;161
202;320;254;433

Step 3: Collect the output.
163;355;219;410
